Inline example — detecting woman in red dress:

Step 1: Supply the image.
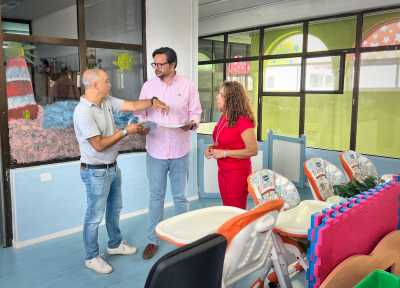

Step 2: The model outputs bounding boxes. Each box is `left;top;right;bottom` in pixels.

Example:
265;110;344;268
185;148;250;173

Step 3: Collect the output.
205;81;258;209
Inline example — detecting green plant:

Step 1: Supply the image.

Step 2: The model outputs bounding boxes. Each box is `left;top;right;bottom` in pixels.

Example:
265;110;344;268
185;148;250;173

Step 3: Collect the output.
333;176;378;198
3;42;36;64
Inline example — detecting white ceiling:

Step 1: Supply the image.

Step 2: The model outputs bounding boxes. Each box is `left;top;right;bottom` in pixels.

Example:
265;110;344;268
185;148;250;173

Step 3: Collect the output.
0;0;110;20
1;0;298;22
199;0;296;19
1;0;75;20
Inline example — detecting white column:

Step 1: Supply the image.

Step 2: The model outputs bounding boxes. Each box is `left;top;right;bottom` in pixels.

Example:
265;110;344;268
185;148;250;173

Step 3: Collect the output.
145;0;198;85
145;0;199;197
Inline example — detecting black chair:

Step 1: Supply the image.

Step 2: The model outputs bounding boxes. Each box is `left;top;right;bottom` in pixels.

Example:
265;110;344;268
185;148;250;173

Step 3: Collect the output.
144;233;227;288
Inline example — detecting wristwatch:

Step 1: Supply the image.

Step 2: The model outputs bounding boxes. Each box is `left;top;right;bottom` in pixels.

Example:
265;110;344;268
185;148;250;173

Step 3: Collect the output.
151;96;158;106
121;128;128;138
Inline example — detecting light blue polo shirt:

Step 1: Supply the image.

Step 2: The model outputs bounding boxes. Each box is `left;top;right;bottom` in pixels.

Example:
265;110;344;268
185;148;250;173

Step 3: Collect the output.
73;96;124;164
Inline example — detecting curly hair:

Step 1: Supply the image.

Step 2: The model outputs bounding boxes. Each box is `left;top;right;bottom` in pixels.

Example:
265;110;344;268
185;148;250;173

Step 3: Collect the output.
220;81;255;127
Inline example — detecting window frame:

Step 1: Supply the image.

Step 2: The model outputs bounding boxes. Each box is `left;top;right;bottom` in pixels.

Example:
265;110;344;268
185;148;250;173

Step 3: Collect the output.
0;0;147;169
0;0;147;247
198;5;400;159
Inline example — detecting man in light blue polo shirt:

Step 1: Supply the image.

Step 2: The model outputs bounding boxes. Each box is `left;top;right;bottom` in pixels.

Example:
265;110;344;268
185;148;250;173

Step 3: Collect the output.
73;68;168;274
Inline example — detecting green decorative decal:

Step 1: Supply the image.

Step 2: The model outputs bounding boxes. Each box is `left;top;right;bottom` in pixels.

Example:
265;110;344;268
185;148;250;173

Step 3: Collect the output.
113;52;134;72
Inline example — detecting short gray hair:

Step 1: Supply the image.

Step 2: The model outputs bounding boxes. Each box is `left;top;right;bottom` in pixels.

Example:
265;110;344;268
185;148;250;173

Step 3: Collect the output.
82;69;102;89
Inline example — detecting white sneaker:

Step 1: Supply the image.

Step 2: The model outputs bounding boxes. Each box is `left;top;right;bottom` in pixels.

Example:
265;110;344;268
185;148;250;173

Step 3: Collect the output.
107;240;137;255
85;256;113;274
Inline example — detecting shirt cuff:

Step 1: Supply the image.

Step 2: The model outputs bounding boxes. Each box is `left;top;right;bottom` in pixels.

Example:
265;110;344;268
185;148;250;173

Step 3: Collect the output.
189;115;201;124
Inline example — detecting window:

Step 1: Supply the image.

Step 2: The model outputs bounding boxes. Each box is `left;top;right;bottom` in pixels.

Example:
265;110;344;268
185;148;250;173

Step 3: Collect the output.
1;0;146;166
306;56;341;91
85;0;142;44
199;35;224;60
2;20;30;35
263;58;301;92
362;9;400;48
227;30;259;58
264;24;303;55
304;54;354;151
264;35;303;93
199;7;400;158
361;16;400;89
308;17;356;51
261;97;300;140
198;63;223;122
357;51;400;158
4;42;81;164
359;59;399;89
263;35;342;93
86;48;143;100
226;60;259;118
2;0;78;38
360;24;400;89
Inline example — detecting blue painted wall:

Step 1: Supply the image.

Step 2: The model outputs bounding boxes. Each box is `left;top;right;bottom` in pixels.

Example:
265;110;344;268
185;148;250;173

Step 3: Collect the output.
11;134;198;244
9;132;399;245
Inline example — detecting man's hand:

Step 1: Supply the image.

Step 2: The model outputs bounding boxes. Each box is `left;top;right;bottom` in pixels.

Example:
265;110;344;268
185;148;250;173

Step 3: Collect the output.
137;127;150;136
180;120;198;131
126;123;143;135
152;98;169;115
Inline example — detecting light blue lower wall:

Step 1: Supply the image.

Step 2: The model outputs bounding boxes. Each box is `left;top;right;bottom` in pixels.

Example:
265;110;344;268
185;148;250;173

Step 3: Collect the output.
9;132;399;246
11;134;198;245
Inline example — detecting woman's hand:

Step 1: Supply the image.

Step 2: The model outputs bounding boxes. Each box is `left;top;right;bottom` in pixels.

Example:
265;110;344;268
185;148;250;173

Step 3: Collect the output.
211;149;227;159
204;145;214;159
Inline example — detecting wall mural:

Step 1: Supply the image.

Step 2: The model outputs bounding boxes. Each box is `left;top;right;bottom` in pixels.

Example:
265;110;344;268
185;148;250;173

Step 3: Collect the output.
363;20;400;47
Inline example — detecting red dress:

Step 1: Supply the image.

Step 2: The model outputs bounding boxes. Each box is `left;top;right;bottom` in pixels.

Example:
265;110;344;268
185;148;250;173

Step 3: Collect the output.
212;115;255;209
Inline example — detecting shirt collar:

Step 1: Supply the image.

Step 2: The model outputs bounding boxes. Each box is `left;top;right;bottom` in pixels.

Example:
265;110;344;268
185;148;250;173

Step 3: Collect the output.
156;73;179;85
80;95;109;107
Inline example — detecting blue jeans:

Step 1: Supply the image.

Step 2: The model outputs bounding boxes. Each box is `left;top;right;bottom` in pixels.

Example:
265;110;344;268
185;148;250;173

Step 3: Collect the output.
80;166;123;260
147;154;189;244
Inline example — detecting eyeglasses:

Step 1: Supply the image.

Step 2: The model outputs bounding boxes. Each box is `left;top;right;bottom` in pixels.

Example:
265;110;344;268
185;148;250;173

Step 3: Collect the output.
151;62;169;68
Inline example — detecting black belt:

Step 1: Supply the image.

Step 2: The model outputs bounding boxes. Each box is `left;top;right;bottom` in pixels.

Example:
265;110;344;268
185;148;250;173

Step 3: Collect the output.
80;162;117;169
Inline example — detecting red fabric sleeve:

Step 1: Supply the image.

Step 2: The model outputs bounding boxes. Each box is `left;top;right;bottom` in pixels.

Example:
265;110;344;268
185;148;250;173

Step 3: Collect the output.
236;116;255;134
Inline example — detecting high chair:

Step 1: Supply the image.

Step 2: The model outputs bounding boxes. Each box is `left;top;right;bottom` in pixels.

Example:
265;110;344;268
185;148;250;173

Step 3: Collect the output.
156;200;294;288
247;169;331;277
340;150;394;182
304;158;347;203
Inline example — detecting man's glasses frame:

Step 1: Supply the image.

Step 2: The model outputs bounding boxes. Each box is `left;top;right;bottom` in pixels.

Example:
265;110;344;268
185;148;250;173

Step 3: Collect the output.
151;62;170;68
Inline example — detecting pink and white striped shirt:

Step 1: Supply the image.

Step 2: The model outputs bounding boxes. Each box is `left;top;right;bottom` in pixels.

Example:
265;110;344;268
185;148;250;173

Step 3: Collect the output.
137;75;202;159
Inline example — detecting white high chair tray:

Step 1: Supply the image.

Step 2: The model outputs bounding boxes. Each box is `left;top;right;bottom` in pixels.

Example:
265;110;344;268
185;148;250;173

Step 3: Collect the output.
156;206;245;246
275;200;331;236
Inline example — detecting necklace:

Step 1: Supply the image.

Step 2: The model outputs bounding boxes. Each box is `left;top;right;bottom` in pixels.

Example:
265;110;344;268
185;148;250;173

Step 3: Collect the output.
214;117;227;146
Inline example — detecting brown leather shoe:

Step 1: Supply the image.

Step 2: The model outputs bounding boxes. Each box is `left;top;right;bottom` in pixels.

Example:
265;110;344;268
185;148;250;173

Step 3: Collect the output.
142;243;158;260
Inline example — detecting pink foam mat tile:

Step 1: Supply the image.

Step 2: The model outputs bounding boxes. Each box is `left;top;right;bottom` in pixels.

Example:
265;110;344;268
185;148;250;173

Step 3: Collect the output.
312;185;400;285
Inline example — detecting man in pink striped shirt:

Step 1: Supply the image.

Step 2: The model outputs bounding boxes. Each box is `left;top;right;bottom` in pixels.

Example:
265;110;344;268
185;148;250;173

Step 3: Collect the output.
138;47;202;259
